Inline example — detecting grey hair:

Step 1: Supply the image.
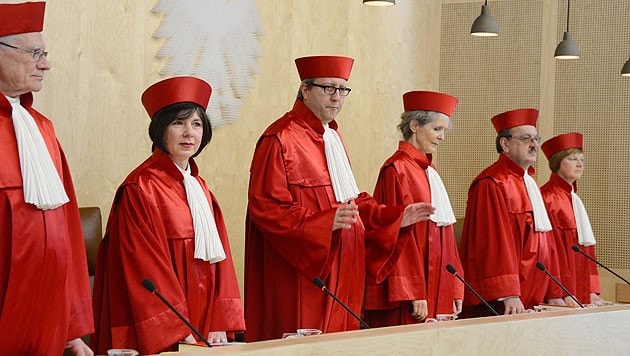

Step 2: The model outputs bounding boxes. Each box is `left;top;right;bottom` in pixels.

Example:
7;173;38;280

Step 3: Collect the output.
399;110;446;141
0;34;19;46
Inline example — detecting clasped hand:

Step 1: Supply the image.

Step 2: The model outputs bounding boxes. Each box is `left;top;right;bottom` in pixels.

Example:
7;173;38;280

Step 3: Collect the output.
333;201;359;231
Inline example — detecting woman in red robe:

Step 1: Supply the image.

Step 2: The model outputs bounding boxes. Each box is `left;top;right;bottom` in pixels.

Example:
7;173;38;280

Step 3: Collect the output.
92;77;244;354
541;133;602;305
364;91;464;326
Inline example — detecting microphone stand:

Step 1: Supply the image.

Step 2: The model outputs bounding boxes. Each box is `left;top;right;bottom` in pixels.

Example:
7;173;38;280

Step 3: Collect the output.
313;278;371;329
572;245;630;286
445;264;499;316
142;278;213;348
535;263;584;308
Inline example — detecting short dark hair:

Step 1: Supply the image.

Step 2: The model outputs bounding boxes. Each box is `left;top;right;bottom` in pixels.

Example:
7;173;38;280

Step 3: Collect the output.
148;102;212;158
496;128;511;153
297;78;315;100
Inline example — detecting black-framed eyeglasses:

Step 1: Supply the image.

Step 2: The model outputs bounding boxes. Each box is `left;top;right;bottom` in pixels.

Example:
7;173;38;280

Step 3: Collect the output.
311;83;352;97
0;41;48;61
505;135;542;145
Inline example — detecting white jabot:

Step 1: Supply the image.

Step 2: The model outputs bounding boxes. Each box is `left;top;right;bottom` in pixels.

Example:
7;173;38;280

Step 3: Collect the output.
179;164;226;263
322;124;359;203
571;191;596;246
426;166;456;226
6;95;69;210
523;172;552;232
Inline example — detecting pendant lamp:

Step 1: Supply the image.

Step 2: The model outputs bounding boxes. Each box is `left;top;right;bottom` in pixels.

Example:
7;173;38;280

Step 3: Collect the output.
470;0;499;37
622;58;630;77
554;0;580;59
363;0;395;6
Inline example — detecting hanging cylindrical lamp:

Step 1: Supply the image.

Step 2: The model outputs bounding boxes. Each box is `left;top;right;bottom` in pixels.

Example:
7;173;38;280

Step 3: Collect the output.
363;0;395;6
470;0;499;37
554;0;580;59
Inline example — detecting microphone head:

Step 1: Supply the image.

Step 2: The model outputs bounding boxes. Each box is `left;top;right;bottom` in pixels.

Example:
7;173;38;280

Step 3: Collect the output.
536;262;546;271
313;277;325;289
142;278;156;292
445;264;457;275
572;245;580;252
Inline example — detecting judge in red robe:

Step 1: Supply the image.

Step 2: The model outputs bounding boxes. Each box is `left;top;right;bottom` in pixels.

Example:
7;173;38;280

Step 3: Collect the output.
459;108;564;316
0;3;93;355
244;56;435;342
92;77;244;354
364;91;464;326
541;133;601;305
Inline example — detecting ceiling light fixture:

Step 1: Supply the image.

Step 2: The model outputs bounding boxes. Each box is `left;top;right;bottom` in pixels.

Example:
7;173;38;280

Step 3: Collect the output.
363;0;395;6
470;0;499;37
554;0;580;59
622;58;630;77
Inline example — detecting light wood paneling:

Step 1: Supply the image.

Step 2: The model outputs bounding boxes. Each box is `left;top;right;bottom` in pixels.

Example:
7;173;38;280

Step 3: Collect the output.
29;0;442;295
177;305;630;355
439;0;630;282
19;0;628;300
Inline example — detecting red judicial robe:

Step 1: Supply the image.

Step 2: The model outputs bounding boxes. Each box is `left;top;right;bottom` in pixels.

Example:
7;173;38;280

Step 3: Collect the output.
244;99;404;342
541;173;600;304
364;142;464;326
459;154;561;311
92;149;244;355
0;93;93;355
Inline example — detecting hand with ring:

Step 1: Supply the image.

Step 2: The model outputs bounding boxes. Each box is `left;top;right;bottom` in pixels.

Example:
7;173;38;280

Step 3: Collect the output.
502;296;524;315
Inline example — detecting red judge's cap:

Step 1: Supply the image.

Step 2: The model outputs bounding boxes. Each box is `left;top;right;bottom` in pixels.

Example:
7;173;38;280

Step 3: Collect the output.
0;2;46;37
541;132;583;159
141;76;212;119
402;91;458;116
295;55;354;81
491;108;539;133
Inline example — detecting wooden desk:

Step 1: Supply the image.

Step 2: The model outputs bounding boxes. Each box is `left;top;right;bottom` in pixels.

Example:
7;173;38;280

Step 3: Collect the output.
175;305;630;356
616;283;630;303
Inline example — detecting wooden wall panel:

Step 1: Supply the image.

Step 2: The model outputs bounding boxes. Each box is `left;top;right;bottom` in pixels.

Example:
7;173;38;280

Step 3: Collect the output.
18;0;627;299
27;0;442;294
553;0;630;270
439;0;630;278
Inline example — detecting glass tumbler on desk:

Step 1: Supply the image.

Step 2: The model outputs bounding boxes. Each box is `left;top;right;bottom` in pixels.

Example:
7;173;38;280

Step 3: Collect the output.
107;349;139;356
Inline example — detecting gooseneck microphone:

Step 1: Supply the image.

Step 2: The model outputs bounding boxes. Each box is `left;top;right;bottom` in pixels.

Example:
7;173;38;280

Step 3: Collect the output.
572;245;630;286
445;264;499;316
535;262;584;308
142;278;212;348
312;277;370;329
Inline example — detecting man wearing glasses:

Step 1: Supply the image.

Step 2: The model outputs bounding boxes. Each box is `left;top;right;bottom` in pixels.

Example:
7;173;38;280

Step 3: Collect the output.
244;55;435;341
459;108;565;317
0;2;93;355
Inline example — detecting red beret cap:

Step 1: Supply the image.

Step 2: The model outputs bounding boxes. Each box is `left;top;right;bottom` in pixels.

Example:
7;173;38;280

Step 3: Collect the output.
541;132;583;159
295;55;354;81
0;2;46;37
141;76;212;119
402;91;458;116
491;108;539;133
